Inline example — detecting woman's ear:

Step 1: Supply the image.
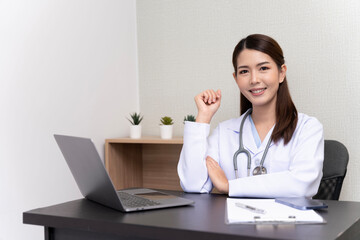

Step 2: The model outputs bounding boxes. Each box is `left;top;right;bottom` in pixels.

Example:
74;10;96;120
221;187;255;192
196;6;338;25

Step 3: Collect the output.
232;72;237;82
279;64;287;83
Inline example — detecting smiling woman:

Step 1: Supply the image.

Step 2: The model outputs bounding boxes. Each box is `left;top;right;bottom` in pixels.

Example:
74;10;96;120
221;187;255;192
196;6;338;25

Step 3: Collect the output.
177;34;324;198
232;34;297;145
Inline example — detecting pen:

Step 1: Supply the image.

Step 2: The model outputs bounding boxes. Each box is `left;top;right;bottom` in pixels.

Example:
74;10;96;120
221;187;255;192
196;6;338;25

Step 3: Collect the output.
235;202;266;214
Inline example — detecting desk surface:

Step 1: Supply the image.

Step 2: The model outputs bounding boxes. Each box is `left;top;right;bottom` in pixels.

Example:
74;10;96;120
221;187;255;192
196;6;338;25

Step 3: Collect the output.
23;190;360;240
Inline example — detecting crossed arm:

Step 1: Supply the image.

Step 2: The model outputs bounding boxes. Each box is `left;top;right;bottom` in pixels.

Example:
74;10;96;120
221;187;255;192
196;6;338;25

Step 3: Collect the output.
206;156;229;194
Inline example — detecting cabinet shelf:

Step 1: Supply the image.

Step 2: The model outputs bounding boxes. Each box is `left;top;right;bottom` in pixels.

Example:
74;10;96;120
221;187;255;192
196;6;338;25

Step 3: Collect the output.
106;136;183;144
105;137;183;191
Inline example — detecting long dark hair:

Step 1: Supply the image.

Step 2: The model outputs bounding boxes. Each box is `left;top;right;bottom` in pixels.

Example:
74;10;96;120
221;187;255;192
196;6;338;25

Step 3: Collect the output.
232;34;297;145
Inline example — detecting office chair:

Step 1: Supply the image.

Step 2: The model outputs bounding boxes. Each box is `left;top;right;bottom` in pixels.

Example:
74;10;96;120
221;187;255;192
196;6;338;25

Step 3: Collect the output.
313;140;349;200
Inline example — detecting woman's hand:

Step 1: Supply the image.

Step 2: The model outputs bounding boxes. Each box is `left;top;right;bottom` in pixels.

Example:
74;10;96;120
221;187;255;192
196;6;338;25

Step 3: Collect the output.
206;156;229;194
194;89;221;124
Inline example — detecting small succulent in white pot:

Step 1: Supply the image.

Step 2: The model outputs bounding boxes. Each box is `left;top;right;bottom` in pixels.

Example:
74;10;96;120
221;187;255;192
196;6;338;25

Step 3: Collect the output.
160;116;174;139
183;114;196;123
127;112;143;139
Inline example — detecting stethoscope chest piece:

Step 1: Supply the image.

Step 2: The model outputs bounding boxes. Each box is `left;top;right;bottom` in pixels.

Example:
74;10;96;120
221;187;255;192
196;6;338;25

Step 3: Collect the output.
252;166;267;175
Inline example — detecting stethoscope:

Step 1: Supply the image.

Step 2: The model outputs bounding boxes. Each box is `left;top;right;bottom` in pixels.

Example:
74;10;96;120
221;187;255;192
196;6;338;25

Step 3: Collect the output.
232;109;272;178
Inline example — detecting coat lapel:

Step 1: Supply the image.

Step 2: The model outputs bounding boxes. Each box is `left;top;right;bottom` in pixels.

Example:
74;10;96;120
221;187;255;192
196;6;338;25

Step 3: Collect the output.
242;118;258;154
227;112;275;156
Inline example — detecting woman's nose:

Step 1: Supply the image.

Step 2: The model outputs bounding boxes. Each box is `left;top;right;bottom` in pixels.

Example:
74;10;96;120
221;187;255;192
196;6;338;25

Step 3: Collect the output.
250;72;259;84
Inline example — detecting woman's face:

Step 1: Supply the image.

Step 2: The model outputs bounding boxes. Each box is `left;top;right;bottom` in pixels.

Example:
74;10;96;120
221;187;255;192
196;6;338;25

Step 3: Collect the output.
233;49;286;110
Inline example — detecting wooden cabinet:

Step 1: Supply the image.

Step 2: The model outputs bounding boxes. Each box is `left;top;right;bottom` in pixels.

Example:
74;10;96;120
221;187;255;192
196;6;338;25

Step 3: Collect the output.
105;137;183;191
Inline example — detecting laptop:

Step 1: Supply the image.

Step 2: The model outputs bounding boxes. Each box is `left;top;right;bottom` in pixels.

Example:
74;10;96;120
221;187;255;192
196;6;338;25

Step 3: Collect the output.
54;134;194;212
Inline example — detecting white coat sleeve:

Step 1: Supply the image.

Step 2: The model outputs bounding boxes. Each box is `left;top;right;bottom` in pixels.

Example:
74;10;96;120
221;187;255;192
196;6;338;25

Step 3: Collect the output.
228;118;324;198
177;121;215;193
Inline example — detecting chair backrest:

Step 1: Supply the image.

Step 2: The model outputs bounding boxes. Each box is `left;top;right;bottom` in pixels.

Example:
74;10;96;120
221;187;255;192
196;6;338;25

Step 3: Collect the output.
313;140;349;200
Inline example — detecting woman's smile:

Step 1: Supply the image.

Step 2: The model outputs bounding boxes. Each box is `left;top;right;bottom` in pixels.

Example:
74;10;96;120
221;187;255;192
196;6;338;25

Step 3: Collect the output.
250;88;266;96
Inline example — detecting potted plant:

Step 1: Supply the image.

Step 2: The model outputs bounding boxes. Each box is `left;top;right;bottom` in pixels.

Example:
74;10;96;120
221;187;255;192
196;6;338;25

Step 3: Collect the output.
127;112;143;139
183;114;196;123
160;116;174;139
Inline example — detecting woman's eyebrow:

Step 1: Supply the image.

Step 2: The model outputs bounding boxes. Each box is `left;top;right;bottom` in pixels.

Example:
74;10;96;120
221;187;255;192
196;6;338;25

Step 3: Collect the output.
237;65;248;69
257;61;270;67
237;61;270;69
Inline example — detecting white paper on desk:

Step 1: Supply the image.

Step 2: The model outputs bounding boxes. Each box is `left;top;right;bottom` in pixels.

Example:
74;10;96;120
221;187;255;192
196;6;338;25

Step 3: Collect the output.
226;198;325;224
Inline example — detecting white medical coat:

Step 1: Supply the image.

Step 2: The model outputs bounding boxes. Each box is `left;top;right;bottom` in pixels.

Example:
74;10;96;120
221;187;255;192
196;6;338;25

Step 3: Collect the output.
177;113;324;198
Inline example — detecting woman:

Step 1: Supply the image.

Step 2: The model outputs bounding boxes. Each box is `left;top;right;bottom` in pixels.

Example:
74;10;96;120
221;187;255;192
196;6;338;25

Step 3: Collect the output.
177;34;324;198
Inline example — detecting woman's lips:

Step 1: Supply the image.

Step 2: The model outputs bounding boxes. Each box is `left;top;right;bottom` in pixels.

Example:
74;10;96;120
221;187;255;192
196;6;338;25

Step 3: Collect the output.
250;88;266;96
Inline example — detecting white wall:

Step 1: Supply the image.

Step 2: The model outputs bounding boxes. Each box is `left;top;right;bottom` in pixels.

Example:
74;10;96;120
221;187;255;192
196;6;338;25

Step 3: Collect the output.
0;1;138;239
137;0;360;201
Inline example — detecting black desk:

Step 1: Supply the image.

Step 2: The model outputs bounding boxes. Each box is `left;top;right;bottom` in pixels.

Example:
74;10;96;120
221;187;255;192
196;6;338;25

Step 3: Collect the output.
23;190;360;240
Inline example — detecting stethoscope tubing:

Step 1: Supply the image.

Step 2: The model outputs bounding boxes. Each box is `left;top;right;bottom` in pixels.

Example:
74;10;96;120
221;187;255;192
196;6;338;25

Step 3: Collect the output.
232;109;252;178
233;108;271;178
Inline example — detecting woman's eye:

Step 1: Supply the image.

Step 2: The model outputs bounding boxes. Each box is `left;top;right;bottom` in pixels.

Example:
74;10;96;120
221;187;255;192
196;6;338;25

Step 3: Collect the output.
260;66;269;71
239;70;248;74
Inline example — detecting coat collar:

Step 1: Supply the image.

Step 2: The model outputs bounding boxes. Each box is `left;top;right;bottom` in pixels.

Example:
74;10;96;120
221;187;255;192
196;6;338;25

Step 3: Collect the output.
228;112;275;155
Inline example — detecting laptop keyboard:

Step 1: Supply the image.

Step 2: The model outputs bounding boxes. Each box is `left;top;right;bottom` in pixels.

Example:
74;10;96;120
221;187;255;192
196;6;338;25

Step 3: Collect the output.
117;192;161;208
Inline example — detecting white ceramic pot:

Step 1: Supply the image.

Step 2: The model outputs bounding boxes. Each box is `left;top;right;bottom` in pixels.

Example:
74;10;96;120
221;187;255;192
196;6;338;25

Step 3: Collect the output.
130;125;142;139
160;125;173;139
